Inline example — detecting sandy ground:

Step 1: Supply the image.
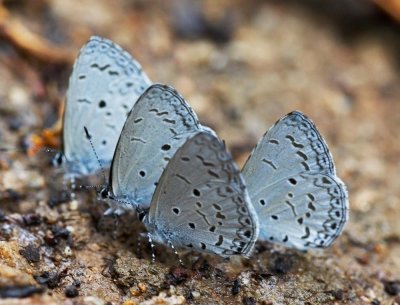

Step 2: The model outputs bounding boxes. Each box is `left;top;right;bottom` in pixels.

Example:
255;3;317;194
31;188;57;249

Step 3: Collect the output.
1;0;400;304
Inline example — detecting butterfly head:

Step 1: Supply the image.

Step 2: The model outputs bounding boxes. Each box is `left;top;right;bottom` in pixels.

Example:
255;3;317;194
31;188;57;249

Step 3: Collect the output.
137;210;146;222
98;186;111;200
52;152;65;167
136;206;150;222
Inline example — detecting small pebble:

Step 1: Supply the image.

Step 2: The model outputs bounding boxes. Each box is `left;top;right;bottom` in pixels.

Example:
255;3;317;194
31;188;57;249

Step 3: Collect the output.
383;280;400;296
138;282;147;293
65;285;79;298
20;245;40;263
169;285;176;294
69;200;78;211
64;246;73;257
232;279;241;295
129;287;141;297
0;285;44;298
165;266;188;285
5;188;21;201
191;290;200;299
34;271;59;289
22;213;41;226
242;296;256;305
269;253;293;274
331;289;344;300
0;210;6;222
66;225;75;233
8;117;23;131
9;86;29;108
52;226;70;239
84;296;107;305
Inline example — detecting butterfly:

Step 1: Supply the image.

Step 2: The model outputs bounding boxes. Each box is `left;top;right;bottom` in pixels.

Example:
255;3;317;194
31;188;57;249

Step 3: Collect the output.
141;131;259;257
103;83;212;213
57;36;151;178
242;111;349;250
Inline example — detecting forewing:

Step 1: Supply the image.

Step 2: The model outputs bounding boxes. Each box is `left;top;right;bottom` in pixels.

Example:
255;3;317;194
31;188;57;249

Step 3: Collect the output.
110;84;205;209
242;111;348;249
148;132;259;257
63;36;151;175
243;111;335;190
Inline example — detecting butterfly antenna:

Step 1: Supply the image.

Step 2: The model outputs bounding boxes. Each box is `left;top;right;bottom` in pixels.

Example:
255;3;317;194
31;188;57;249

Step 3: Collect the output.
80;184;96;190
44;148;59;153
83;126;107;186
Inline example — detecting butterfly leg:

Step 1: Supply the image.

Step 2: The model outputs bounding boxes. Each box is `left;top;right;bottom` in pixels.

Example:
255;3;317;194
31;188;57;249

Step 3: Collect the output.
69;175;76;201
147;232;156;263
222;257;230;263
250;244;264;270
136;233;143;259
167;239;184;267
62;175;68;193
61;175;74;202
111;213;120;239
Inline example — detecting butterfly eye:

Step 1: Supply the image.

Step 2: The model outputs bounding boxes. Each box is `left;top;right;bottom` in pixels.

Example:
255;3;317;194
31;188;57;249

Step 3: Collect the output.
53;153;63;166
138;211;146;222
100;188;109;199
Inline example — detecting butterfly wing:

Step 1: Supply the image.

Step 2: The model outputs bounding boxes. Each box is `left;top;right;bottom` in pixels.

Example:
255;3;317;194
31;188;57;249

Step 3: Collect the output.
242;111;348;249
63;36;151;175
146;132;259;257
110;84;210;209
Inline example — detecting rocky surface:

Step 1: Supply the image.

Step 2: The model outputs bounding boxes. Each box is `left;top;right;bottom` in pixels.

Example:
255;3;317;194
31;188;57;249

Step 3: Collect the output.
1;0;400;304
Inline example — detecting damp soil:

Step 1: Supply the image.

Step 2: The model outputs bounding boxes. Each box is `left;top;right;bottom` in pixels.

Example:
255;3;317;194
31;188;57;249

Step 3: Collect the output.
1;1;400;304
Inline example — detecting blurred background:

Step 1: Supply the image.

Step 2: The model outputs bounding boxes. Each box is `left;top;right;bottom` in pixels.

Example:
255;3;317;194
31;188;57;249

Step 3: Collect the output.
0;0;400;304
